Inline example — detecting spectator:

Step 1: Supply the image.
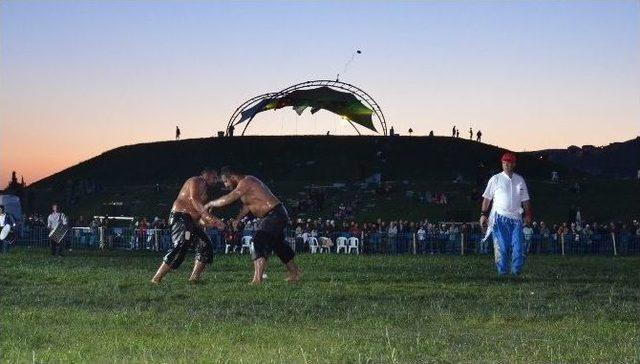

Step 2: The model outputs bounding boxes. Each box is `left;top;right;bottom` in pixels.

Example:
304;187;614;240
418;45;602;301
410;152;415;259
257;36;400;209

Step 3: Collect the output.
469;127;473;140
558;223;569;239
619;223;633;255
136;218;149;250
348;222;361;237
0;205;17;251
448;224;458;244
575;207;582;226
476;130;482;142
539;221;550;250
523;224;534;256
47;204;68;256
583;224;594;246
438;192;448;205
424;190;432;204
175;125;181;140
417;225;429;254
224;226;237;253
387;221;398;250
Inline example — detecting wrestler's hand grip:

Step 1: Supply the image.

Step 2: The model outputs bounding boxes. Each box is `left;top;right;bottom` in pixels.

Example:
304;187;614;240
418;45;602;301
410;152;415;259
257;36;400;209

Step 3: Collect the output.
199;214;225;230
203;201;215;212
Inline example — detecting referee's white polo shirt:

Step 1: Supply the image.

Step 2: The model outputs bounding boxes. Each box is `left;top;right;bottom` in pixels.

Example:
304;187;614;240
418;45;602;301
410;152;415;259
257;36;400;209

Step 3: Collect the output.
482;172;530;220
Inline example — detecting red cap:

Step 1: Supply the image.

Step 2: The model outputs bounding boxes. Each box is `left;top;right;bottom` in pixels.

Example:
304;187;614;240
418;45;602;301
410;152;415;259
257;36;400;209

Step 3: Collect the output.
501;152;517;163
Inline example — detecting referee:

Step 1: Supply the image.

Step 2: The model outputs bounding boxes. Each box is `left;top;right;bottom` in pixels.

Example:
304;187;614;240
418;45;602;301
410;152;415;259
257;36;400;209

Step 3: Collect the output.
479;153;533;276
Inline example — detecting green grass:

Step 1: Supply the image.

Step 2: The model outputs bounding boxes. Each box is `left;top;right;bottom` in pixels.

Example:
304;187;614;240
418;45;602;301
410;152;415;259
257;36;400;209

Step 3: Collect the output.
2;249;639;363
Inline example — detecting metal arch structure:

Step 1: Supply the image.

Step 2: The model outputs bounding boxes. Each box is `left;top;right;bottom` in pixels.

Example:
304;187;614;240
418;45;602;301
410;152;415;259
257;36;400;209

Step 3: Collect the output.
226;80;388;136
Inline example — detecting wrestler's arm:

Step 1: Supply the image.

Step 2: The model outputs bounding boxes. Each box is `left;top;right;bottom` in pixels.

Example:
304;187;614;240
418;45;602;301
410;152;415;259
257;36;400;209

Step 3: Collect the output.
225;205;251;231
206;180;248;209
235;205;251;221
190;179;222;227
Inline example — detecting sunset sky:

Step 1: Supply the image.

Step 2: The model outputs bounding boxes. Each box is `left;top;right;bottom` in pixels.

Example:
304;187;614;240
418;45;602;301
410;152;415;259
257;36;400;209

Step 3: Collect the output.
1;1;639;186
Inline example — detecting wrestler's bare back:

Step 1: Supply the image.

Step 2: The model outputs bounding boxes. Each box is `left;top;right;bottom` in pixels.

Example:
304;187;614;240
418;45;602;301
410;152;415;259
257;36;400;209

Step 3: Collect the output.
238;176;281;218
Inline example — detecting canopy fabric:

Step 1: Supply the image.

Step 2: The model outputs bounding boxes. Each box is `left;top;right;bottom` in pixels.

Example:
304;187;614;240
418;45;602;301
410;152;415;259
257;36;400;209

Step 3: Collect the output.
235;86;376;132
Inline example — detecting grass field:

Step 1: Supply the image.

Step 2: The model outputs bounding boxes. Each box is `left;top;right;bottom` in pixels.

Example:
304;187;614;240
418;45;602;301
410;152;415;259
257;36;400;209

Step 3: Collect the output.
2;249;639;363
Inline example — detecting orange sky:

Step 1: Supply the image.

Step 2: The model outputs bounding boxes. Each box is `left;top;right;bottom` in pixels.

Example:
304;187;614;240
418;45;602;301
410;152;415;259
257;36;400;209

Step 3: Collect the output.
1;1;639;187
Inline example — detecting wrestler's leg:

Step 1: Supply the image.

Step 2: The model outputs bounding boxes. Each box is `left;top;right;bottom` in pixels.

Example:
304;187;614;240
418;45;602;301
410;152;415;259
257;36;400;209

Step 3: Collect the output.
189;260;206;283
284;261;301;283
151;217;189;283
251;231;272;284
190;229;214;283
251;257;268;284
270;233;300;282
151;262;172;284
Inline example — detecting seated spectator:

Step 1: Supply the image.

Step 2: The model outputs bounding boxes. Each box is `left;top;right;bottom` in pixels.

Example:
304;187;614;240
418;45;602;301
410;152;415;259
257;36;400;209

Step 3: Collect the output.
523;225;534;255
223;227;237;253
319;236;334;251
348;222;361;237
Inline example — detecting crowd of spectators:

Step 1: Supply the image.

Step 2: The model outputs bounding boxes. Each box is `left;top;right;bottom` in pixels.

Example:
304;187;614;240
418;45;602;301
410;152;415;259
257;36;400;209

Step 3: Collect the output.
215;214;640;255
17;205;640;256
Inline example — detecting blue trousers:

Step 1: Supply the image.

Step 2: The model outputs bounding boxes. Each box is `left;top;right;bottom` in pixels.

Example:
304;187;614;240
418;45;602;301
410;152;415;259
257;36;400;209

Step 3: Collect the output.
492;214;524;275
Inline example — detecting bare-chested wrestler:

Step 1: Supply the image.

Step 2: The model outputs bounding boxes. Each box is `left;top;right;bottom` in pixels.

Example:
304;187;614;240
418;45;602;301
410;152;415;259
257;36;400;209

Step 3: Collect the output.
205;166;300;284
151;168;225;284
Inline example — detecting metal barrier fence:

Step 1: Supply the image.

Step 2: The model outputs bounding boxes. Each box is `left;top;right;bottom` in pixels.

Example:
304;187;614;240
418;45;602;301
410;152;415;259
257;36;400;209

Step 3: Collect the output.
8;226;223;253
4;226;640;256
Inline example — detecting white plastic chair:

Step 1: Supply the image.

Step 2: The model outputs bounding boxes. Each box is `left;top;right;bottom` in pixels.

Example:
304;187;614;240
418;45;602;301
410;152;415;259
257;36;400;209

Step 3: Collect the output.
307;237;319;254
348;237;360;254
240;235;254;254
336;237;348;254
225;242;233;254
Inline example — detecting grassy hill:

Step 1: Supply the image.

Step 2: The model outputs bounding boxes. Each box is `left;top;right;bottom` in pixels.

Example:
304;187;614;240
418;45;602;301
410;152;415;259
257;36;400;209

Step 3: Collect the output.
25;136;639;223
31;136;564;187
524;137;640;178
